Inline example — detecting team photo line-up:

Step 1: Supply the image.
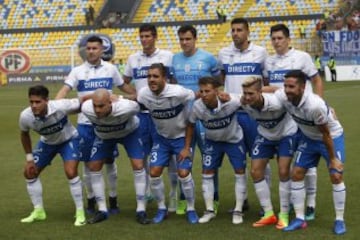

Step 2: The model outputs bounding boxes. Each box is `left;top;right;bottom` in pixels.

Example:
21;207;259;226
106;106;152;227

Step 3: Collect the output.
19;17;346;235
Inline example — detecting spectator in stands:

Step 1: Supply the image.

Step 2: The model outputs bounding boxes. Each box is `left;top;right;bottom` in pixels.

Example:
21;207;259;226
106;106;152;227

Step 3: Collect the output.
89;4;95;23
299;22;306;38
216;4;227;23
85;11;91;26
328;56;337;82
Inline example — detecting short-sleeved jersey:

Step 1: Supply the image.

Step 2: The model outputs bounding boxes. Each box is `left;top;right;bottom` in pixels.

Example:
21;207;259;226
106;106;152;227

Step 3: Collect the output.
124;48;174;92
218;42;267;94
65;60;124;125
19;99;80;145
137;84;195;139
81;99;140;139
189;95;243;143
275;89;343;140
172;49;220;92
264;48;318;91
242;93;297;140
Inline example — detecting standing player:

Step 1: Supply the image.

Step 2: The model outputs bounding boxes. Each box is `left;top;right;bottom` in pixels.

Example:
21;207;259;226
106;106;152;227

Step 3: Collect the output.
218;17;268;211
19;85;85;226
81;89;149;224
265;23;323;220
241;77;298;229
276;70;346;235
137;63;199;224
172;24;221;215
181;76;247;225
56;35;136;214
122;23;177;209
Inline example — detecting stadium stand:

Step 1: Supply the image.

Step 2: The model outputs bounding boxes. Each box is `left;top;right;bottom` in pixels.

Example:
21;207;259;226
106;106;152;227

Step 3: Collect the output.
0;0;103;29
0;0;339;70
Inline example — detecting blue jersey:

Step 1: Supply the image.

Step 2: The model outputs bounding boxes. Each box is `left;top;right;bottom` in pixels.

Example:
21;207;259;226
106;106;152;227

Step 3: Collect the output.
172;49;220;92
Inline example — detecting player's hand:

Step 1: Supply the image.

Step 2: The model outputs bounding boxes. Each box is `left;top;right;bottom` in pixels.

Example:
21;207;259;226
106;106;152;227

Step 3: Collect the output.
218;91;230;102
240;95;247;105
25;161;39;178
110;94;121;102
329;157;343;173
123;94;137;101
178;148;191;161
330;107;338;120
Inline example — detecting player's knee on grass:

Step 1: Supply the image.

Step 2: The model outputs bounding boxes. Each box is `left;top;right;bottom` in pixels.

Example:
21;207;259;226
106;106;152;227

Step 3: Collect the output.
131;159;144;170
86;160;104;172
330;172;343;184
150;167;163;178
177;169;190;178
291;167;306;181
234;168;246;175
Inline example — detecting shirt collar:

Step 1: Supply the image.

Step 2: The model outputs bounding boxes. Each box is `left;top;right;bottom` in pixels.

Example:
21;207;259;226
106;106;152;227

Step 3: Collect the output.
141;48;160;57
231;41;253;53
85;59;105;69
275;47;294;58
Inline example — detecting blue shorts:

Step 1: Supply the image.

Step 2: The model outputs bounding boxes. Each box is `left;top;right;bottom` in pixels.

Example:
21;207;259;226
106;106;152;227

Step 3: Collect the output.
293;133;345;170
237;111;258;154
77;124;118;162
202;139;246;171
33;136;80;168
251;134;297;160
138;112;154;156
90;127;144;161
150;132;192;170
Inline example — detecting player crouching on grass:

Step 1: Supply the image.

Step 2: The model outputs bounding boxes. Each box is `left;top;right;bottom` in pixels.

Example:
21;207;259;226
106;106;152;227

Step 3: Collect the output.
19;85;86;226
180;76;247;225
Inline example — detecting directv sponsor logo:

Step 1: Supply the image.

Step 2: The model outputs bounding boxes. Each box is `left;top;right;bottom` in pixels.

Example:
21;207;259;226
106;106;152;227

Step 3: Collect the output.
94;122;127;132
151;104;184;119
78;78;113;91
224;63;261;75
202;114;234;129
38;117;67;135
291;114;315;126
134;67;149;79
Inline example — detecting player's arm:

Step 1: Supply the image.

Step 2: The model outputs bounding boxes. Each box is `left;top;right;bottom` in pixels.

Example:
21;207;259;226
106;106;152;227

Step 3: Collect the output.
117;83;136;100
20;130;38;177
219;70;226;85
311;74;324;98
178;122;195;161
318;124;343;173
123;75;132;84
55;85;71;99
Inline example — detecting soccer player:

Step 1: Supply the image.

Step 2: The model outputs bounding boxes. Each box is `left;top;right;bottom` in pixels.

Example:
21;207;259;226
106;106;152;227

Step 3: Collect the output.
172;24;221;215
265;23;323;220
181;76;247;224
241;77;298;229
276;70;346;235
56;35;135;215
137;63;199;224
122;23;177;210
218;17;268;211
19;85;85;226
81;88;149;224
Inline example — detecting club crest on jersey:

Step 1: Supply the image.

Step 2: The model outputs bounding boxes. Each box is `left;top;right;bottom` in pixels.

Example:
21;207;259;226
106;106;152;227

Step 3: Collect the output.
184;64;191;72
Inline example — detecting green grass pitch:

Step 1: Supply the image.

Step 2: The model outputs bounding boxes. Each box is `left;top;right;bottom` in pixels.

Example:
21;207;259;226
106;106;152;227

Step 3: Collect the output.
0;81;359;240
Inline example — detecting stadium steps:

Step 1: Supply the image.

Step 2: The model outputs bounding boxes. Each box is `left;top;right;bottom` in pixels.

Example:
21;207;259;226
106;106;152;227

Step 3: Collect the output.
235;0;254;17
132;0;154;23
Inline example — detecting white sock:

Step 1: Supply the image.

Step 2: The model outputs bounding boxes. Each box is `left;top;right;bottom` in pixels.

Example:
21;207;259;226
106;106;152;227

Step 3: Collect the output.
179;173;195;211
279;179;291;213
134;169;146;212
234;174;246;212
291;180;306;220
90;171;107;212
83;165;94;199
69;176;84;210
202;174;214;211
265;162;272;188
144;158;152;196
244;169;248;200
150;176;166;209
26;178;43;209
333;182;346;221
168;155;178;199
254;179;273;213
305;167;317;208
106;163;118;198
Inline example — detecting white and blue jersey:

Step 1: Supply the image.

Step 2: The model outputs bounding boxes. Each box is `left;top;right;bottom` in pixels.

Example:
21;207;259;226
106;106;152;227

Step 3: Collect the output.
264;48;318;92
275;89;345;169
172;48;221;92
218;42;267;94
189;95;246;171
19;99;81;167
124;48;174;92
242;93;298;159
137;84;195;139
137;84;195;170
81;99;143;161
65;60;124;125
